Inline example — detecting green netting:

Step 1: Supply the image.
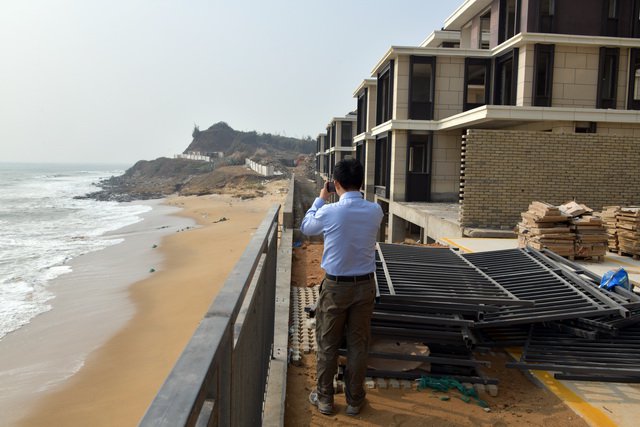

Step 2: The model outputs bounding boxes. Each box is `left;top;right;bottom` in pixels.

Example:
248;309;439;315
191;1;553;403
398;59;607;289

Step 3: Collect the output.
417;376;489;408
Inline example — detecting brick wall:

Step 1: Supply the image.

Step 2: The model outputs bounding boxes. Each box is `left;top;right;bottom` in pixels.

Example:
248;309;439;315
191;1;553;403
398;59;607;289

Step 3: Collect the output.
460;129;640;228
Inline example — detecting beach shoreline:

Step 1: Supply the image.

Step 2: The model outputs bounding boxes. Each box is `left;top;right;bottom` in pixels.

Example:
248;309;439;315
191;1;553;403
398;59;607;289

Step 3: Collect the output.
0;180;287;427
0;199;192;426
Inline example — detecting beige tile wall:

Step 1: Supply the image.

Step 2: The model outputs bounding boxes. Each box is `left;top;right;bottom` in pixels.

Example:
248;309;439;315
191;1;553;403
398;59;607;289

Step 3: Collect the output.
517;44;534;106
434;56;465;120
431;131;462;202
390;130;408;201
394;57;410;121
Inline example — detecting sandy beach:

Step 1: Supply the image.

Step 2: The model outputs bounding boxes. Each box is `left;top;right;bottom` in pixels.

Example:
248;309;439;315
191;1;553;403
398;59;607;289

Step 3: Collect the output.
2;180;287;427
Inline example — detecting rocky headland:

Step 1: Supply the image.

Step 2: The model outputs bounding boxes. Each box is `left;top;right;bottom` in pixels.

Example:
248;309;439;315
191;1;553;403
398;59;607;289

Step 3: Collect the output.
80;122;316;202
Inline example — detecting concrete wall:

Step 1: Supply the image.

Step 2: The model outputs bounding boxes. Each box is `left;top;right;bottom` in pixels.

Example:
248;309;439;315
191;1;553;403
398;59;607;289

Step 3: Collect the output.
431;131;462;202
460;129;640;228
245;159;274;176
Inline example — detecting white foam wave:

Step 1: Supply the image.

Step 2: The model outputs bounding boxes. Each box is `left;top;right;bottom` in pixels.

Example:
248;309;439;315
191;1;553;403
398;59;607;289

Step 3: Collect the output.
0;164;153;341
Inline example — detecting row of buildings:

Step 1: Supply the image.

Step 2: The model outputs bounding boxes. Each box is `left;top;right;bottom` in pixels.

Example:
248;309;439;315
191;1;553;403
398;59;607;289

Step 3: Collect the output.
315;0;640;243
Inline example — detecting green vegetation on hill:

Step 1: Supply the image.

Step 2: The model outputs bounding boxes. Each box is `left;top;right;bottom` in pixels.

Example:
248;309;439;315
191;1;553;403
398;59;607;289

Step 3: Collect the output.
187;122;315;157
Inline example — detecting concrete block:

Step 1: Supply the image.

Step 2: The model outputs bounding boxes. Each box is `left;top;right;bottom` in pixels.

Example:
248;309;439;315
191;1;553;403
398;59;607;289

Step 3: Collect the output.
376;378;388;389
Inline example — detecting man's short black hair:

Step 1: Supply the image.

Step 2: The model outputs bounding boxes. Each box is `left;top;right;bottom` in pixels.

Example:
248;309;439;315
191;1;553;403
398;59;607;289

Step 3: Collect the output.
333;158;364;191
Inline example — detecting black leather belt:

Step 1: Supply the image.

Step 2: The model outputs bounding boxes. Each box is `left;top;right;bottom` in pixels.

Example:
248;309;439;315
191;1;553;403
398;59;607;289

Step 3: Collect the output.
325;272;374;283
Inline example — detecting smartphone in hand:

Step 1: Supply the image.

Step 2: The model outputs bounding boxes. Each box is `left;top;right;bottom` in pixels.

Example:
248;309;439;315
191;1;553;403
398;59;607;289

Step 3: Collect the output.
326;182;336;193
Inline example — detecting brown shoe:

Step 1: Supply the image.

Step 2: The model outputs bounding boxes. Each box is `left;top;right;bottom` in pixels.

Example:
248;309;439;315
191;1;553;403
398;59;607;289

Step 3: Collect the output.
309;390;334;415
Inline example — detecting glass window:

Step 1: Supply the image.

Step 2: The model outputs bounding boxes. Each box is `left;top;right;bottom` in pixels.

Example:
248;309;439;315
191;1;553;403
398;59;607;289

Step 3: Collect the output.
356;90;367;134
376;62;394;125
609;0;617;19
494;49;518;106
598;48;619;109
478;11;491;49
464;58;491;110
341;122;352;147
409;56;435;120
500;0;520;42
533;44;554;107
634;69;640;100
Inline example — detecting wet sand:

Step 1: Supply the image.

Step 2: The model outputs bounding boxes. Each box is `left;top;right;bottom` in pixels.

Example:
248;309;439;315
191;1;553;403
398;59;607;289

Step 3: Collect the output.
9;181;286;426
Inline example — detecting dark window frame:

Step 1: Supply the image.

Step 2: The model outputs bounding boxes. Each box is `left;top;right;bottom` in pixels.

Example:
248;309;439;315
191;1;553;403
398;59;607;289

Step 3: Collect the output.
376;61;395;125
356;88;368;134
463;58;492;111
374;133;391;198
405;132;433;203
499;0;521;43
537;0;555;33
597;47;620;109
340;121;353;147
493;48;519;106
532;44;555;107
627;48;640;110
603;0;619;37
408;55;436;120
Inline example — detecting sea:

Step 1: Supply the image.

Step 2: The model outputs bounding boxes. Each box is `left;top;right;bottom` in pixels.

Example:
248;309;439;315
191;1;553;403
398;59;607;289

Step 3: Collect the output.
0;163;151;341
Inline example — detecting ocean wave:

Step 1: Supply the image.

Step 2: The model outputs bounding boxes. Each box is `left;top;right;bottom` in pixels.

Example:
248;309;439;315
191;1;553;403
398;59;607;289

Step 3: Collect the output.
0;165;149;342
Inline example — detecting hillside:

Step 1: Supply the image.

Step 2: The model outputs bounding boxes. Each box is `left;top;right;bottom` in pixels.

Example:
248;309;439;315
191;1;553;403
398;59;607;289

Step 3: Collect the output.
81;122;315;201
186;122;315;160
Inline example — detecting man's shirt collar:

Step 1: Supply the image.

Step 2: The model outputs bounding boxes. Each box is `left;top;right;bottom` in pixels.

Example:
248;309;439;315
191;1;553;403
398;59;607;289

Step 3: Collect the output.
339;191;363;201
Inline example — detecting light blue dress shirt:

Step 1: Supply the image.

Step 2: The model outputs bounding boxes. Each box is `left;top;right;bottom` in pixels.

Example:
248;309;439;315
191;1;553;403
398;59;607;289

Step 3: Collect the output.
300;191;384;276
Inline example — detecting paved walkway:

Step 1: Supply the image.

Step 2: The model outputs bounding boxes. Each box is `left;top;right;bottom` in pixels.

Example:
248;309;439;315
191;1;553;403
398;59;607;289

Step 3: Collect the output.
440;237;640;427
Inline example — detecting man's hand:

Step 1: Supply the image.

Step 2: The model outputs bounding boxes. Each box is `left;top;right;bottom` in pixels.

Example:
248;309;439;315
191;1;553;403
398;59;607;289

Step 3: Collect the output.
320;182;331;201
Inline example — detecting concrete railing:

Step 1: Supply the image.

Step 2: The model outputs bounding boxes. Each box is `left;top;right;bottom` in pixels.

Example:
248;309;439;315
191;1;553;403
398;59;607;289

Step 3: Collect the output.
245;158;275;176
263;176;294;426
140;205;280;427
282;174;294;229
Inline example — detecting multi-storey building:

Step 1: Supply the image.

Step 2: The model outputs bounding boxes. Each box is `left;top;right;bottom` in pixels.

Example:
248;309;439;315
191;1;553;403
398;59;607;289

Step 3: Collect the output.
315;133;328;178
317;0;640;243
318;113;357;181
353;79;378;201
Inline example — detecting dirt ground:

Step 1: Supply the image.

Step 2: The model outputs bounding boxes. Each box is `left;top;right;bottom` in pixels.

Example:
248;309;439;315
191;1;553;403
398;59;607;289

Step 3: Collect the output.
284;243;588;427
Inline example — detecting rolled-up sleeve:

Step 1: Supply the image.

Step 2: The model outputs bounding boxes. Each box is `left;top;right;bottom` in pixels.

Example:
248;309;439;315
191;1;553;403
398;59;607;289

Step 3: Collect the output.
300;197;326;236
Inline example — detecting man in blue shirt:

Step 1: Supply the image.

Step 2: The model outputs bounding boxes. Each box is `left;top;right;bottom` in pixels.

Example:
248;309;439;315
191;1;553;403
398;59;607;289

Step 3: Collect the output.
301;158;383;416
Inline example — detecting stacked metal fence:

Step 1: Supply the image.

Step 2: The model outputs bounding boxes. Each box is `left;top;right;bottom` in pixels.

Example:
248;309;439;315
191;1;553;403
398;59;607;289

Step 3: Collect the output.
369;243;640;384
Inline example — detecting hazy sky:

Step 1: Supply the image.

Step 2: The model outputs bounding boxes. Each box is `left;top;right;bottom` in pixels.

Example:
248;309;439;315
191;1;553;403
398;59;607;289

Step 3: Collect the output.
1;1;453;165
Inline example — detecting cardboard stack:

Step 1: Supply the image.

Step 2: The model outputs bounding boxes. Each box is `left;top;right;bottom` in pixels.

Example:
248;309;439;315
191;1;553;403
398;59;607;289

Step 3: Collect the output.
617;207;640;259
597;206;621;252
517;202;574;256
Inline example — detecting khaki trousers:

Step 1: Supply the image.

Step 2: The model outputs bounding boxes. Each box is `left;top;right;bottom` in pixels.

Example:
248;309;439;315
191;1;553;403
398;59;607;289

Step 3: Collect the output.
315;277;375;406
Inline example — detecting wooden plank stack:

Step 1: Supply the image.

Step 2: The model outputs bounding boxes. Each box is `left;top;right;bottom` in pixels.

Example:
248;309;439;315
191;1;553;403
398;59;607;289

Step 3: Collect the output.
517;202;574;257
617;207;640;259
518;201;609;261
597;206;621;252
571;216;608;259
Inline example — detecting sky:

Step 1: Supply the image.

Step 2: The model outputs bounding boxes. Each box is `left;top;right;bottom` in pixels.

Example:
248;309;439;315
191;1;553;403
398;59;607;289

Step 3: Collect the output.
0;0;453;165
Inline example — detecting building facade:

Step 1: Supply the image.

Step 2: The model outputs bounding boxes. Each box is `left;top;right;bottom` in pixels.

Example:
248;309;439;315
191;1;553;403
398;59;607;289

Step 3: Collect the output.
317;0;640;243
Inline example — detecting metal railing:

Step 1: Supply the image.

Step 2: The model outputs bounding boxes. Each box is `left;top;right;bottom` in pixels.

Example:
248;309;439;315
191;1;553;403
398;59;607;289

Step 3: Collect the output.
140;204;280;427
